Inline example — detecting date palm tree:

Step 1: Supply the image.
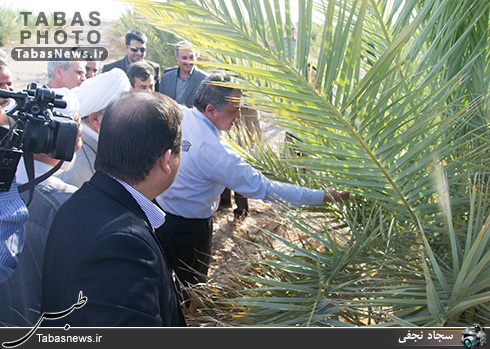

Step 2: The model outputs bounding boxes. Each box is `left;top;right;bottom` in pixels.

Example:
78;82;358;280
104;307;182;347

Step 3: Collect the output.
126;0;490;326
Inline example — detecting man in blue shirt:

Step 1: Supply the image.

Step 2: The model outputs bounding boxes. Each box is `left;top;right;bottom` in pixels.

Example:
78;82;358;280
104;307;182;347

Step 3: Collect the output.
0;179;28;285
0;62;28;284
155;73;349;285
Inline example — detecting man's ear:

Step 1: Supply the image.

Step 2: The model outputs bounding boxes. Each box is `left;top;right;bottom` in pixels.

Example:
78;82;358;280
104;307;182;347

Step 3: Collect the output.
204;104;217;118
88;112;103;130
54;65;63;78
159;148;172;174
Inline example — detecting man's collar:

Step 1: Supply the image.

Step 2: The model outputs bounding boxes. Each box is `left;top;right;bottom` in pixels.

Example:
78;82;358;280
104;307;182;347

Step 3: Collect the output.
192;107;221;137
113;176;166;231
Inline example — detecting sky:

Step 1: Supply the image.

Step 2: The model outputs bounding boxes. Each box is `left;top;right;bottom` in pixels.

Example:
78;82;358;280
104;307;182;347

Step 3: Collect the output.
0;0;133;21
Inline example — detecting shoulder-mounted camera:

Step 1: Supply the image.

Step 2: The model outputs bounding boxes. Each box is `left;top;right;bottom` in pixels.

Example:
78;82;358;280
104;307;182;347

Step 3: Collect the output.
0;83;78;191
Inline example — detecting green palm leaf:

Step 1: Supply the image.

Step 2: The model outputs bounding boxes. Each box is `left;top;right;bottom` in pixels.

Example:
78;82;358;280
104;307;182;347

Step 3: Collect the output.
121;0;490;326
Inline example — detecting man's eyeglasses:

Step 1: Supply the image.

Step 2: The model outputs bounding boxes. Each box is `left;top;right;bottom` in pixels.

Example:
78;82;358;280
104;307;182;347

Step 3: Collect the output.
127;45;146;53
182;140;192;152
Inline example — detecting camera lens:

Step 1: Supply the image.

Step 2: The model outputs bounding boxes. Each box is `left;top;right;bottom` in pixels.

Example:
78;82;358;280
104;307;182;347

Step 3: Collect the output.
463;336;478;348
22;115;78;161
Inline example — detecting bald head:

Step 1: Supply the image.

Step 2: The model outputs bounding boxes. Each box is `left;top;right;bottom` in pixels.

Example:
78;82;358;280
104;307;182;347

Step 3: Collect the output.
95;91;182;184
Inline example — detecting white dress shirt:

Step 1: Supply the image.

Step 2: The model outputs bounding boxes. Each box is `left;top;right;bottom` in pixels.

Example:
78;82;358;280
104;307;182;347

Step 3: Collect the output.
16;159;64;186
114;178;166;231
156;107;324;219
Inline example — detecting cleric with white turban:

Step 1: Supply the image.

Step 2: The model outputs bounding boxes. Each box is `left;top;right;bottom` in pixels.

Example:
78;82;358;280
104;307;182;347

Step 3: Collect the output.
56;68;130;188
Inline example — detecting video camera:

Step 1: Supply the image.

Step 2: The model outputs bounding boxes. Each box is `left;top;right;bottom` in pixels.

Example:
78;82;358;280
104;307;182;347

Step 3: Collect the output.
0;83;78;191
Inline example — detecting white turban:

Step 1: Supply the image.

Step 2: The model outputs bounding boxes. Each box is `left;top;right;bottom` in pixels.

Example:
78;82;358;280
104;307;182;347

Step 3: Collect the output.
72;68;130;118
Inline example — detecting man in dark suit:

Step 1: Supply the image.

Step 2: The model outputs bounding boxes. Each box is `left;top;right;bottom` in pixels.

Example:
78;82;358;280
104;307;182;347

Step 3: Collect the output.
102;30;160;92
41;92;187;326
159;40;207;107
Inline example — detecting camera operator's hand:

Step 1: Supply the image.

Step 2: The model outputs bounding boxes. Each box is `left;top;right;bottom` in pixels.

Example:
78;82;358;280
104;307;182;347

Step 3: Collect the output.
56;115;83;170
0;109;16;126
0;108;6;125
0;92;14;124
74;116;83;153
0;98;10;109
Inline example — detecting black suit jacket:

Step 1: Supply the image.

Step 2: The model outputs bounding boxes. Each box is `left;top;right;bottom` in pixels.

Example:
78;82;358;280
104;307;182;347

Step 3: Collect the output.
41;172;186;327
102;56;161;92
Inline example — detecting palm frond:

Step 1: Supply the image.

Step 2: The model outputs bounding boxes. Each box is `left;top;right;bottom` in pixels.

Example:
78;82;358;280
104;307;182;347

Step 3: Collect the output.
123;0;490;326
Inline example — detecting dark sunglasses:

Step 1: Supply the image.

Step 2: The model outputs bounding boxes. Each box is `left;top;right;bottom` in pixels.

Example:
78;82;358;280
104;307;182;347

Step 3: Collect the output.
127;45;146;53
181;140;192;152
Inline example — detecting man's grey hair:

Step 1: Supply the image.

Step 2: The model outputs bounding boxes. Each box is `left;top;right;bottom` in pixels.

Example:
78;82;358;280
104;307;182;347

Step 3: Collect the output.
175;40;199;58
47;61;74;80
193;73;241;113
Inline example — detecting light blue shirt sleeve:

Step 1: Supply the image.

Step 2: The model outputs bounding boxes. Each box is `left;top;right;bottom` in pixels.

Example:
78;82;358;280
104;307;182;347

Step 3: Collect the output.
158;108;324;219
203;139;325;206
0;177;28;284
